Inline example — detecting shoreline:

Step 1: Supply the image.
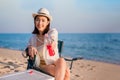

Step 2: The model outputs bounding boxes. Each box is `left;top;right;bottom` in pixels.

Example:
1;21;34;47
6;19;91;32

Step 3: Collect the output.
1;47;120;66
84;58;120;66
0;48;120;80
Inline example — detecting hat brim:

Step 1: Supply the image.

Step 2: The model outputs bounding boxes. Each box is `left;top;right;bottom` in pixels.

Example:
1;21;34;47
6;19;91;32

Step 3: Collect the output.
32;13;52;21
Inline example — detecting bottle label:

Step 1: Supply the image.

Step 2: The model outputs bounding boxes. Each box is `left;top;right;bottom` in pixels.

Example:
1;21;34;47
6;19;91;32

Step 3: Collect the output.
46;45;55;56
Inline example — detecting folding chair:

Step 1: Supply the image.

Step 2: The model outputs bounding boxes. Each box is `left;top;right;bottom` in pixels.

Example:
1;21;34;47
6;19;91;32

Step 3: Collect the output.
25;40;83;71
58;40;83;70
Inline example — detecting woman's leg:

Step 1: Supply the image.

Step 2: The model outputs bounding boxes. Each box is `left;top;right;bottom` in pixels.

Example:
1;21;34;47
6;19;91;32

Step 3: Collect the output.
41;58;70;80
40;64;55;76
54;58;69;80
64;67;70;80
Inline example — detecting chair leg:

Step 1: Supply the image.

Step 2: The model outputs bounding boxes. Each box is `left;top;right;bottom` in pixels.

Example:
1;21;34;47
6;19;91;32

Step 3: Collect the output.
69;60;73;70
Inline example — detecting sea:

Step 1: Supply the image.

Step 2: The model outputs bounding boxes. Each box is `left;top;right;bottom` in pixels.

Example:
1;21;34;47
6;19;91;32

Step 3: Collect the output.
0;33;120;65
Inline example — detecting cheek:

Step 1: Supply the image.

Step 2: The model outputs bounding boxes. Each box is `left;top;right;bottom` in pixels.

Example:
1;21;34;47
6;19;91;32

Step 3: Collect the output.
43;22;49;28
35;21;49;31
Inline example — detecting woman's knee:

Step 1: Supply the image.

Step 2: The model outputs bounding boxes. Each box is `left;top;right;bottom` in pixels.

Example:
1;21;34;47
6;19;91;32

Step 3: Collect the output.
58;58;66;64
56;58;66;67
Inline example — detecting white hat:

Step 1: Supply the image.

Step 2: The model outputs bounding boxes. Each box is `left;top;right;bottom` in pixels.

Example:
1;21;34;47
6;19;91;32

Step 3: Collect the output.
32;8;52;21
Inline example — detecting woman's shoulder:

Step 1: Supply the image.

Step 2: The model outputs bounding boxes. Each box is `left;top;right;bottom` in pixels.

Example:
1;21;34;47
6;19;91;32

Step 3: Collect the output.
29;34;37;40
48;28;58;34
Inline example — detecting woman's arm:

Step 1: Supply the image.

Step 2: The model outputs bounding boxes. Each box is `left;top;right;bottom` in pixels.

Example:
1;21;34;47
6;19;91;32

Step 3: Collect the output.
22;35;38;58
47;28;58;49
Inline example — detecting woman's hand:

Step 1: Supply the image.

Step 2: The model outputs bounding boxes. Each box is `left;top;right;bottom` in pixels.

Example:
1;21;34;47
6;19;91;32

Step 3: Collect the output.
28;46;38;59
45;34;56;49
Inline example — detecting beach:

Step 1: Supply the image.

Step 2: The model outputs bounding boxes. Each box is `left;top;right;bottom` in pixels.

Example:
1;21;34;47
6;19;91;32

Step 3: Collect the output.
0;48;120;80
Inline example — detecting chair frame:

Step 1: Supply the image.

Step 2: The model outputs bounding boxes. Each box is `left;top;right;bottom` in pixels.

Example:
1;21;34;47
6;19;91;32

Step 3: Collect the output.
26;40;83;70
58;40;83;70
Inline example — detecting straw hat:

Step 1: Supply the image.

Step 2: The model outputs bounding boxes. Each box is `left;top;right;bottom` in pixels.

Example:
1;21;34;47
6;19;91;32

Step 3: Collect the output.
32;8;52;21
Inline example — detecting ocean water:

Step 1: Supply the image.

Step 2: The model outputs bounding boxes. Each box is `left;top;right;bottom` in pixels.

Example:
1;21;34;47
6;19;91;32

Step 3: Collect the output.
0;33;120;65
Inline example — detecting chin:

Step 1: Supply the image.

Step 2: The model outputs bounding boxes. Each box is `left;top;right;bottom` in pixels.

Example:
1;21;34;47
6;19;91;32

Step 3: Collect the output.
38;29;43;32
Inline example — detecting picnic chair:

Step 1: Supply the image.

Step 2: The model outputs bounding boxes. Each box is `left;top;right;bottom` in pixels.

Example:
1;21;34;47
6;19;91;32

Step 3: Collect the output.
24;40;83;72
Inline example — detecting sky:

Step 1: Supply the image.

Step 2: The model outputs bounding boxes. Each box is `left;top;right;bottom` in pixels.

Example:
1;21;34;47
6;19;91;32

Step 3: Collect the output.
0;0;120;33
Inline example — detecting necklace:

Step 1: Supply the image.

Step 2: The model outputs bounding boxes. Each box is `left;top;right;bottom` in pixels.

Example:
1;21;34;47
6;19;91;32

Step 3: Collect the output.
36;35;44;43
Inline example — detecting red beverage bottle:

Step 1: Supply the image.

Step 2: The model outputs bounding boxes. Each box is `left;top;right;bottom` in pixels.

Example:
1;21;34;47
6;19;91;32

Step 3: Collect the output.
47;44;55;56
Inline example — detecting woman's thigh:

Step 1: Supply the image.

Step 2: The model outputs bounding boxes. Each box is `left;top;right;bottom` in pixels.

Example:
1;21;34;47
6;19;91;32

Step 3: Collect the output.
41;64;55;76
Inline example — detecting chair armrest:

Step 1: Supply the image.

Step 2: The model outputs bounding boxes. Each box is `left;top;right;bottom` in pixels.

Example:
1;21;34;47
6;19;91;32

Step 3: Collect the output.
22;47;29;58
64;56;83;70
64;56;83;61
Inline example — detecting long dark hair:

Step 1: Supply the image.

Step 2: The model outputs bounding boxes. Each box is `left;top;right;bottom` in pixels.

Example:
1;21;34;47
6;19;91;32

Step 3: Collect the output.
32;15;50;35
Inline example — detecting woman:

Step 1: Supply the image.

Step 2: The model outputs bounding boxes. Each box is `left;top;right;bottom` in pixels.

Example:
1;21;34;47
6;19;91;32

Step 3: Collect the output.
26;8;70;80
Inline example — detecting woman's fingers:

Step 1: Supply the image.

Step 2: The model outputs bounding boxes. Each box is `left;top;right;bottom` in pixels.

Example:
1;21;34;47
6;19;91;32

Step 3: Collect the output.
31;48;34;58
33;47;38;55
28;47;32;56
51;41;56;49
28;46;37;58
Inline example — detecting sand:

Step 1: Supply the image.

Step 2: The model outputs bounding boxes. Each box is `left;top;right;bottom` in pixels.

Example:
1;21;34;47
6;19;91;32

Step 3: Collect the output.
0;48;120;80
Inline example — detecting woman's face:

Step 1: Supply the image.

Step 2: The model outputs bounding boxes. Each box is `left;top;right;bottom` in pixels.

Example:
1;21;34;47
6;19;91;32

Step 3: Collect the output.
35;16;49;33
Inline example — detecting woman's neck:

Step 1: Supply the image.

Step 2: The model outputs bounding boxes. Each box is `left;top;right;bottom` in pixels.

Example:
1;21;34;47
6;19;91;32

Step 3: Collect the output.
37;31;42;36
37;34;44;38
36;34;44;46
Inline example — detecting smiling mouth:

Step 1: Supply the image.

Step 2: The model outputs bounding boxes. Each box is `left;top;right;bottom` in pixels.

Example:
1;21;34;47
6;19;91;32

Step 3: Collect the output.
37;25;42;28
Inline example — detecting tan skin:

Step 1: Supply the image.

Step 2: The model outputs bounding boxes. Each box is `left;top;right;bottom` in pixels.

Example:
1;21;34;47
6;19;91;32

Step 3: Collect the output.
28;15;70;80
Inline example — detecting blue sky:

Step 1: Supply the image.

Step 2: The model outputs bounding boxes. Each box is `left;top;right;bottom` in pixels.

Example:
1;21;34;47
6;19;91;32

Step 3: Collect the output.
0;0;120;33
